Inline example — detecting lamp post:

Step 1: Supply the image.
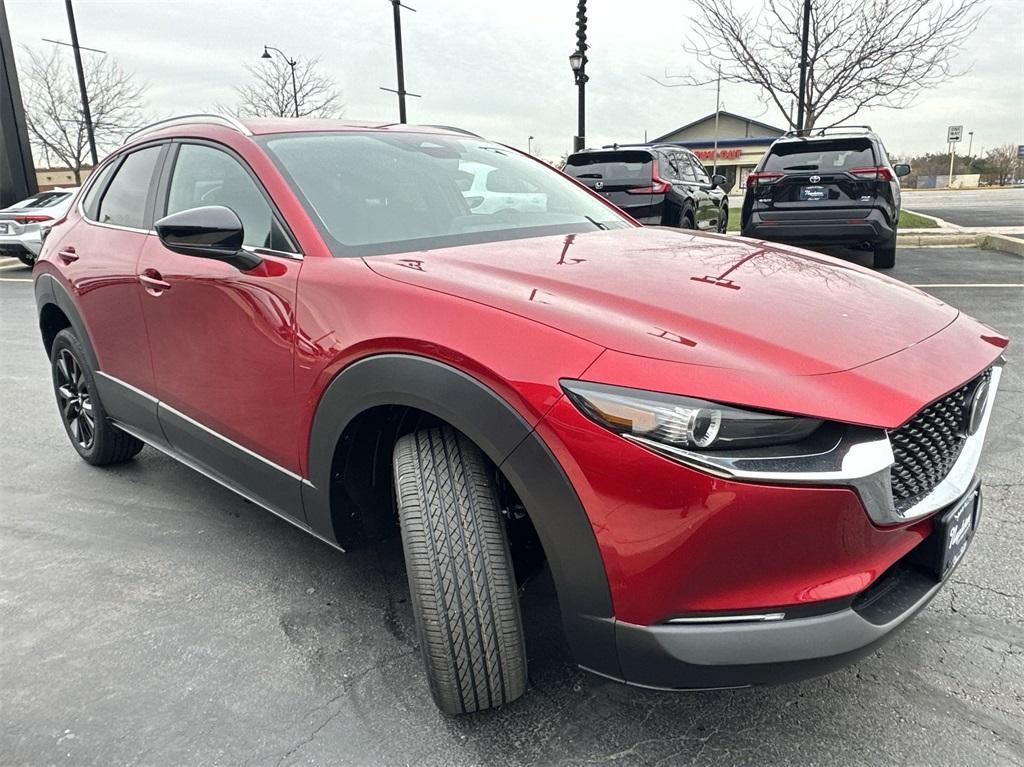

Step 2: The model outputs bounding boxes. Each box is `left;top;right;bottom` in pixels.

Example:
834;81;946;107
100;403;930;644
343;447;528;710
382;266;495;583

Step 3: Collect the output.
569;49;587;152
528;135;534;155
261;45;299;118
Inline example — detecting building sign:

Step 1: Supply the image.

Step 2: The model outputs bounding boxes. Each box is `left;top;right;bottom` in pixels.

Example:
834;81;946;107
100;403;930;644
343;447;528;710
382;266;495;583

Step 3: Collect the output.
947;125;963;143
694;148;743;161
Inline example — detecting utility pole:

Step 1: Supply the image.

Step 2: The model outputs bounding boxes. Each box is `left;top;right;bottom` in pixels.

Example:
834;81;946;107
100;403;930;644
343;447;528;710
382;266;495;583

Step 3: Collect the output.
795;0;811;132
381;0;420;123
712;64;721;176
64;0;97;166
966;131;974;171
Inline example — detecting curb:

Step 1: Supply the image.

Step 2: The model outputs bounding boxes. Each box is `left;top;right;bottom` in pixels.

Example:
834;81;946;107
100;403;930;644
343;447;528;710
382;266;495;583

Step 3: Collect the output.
897;231;1024;255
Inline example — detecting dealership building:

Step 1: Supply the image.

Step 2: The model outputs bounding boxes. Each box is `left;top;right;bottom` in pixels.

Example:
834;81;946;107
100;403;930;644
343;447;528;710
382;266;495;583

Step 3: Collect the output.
650;111;786;192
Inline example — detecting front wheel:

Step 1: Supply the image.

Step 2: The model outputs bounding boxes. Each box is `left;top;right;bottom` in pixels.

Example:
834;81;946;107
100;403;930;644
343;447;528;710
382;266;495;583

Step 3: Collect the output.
50;329;144;465
393;426;527;715
16;252;35;267
717;206;729;233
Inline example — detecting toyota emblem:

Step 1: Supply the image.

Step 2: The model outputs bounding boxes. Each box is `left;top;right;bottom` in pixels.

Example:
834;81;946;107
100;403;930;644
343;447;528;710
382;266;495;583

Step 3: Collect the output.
595;181;604;190
809;175;821;184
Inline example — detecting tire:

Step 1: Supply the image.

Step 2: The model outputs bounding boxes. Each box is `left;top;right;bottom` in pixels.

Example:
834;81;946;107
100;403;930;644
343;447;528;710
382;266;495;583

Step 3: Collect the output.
50;329;144;466
873;237;896;269
717;206;729;233
17;253;36;267
393;426;527;715
681;210;696;230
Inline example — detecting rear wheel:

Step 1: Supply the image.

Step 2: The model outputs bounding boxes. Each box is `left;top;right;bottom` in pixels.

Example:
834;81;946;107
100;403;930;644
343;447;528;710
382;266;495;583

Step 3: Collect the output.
393;426;527;715
50;329;144;466
873;237;896;269
17;253;36;267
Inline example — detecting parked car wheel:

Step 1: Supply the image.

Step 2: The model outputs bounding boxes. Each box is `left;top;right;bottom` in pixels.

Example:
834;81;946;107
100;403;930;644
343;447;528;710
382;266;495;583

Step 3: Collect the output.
682;210;696;230
393;426;527;715
873;237;897;269
718;205;729;233
16;253;35;267
50;329;144;465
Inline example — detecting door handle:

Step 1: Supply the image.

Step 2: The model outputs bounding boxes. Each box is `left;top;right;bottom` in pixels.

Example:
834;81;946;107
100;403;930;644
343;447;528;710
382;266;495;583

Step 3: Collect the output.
139;270;171;294
57;247;79;264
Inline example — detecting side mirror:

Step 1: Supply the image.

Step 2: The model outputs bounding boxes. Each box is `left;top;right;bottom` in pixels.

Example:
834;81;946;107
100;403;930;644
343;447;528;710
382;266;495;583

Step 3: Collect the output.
893;164;912;178
711;174;727;188
154;205;261;271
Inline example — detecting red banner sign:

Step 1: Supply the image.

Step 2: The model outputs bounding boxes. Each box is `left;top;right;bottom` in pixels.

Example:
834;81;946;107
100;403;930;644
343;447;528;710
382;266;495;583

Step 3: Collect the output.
694;148;742;160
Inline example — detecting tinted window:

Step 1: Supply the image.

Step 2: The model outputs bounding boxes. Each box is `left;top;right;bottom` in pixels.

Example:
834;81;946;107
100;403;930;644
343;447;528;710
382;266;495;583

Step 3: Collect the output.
97;146;162;229
688;156;711;184
565;151;652;183
676;154;697;182
262;133;631;256
10;192;71;209
167;144;290;251
762;139;876;172
82;161;118;220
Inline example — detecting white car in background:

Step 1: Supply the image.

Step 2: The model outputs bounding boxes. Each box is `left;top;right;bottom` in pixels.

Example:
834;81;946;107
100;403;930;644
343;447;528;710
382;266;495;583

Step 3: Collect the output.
456;161;547;214
0;188;79;266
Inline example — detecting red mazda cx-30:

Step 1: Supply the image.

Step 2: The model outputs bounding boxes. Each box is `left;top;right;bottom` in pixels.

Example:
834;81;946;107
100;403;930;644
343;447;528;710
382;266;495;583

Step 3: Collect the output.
34;116;1007;714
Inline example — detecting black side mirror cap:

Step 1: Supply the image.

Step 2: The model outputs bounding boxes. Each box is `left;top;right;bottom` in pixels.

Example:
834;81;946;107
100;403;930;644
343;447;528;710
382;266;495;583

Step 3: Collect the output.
893;164;912;178
154;205;261;271
711;174;727;188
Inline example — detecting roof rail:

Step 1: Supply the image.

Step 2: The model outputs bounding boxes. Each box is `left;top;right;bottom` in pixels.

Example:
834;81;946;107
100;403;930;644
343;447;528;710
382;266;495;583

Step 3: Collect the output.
420;124;482;138
783;125;873;138
122;114;251;145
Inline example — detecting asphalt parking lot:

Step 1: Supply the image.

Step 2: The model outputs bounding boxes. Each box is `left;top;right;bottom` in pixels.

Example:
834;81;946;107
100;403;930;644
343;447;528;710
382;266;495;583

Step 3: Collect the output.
902;188;1024;228
1;246;1022;766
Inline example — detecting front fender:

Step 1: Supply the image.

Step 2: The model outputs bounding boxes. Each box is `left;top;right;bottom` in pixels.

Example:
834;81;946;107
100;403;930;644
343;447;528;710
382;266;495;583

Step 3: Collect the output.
301;353;620;678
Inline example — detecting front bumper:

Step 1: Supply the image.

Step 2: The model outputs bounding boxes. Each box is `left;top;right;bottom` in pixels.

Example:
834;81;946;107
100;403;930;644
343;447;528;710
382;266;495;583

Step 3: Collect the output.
606;493;974;689
741;206;894;246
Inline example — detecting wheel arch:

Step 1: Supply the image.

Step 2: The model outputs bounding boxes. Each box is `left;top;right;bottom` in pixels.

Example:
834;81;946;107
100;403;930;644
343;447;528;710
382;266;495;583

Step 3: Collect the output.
35;273;99;368
301;353;620;678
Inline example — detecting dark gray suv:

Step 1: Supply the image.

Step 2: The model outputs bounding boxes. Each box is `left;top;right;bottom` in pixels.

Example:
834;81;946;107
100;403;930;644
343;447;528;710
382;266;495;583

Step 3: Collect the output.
740;127;910;268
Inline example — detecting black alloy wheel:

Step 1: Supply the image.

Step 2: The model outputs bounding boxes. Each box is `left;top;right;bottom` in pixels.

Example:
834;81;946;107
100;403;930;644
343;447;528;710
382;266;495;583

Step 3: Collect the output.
55;347;96;450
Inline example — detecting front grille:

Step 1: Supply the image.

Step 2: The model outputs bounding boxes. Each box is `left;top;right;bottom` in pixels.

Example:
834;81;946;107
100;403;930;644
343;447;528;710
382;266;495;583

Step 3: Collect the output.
889;371;989;512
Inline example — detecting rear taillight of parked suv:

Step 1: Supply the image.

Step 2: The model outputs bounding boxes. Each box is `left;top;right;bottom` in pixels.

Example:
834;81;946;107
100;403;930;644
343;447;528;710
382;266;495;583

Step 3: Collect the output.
850;166;894;181
746;172;785;185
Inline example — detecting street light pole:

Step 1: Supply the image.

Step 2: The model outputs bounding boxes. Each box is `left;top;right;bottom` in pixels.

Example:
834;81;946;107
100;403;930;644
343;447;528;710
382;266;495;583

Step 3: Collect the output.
795;0;811;131
261;45;299;117
528;136;534;155
64;0;97;166
570;0;588;152
966;131;974;171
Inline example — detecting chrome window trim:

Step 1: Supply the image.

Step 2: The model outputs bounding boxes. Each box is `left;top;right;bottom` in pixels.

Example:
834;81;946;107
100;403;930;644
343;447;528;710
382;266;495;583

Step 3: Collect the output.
241;244;304;261
628;363;1002;526
123;114;252;145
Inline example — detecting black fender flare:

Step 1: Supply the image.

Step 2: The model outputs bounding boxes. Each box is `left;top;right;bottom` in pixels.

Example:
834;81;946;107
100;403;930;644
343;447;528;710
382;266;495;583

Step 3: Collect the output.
34;273;100;369
302;353;620;677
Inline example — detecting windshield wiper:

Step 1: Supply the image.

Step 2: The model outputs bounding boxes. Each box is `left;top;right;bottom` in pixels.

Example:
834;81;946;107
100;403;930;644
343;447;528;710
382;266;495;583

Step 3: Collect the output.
584;215;609;230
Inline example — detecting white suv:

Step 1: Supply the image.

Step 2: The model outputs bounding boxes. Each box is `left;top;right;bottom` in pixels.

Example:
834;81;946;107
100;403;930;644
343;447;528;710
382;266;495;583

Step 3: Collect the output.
0;188;79;266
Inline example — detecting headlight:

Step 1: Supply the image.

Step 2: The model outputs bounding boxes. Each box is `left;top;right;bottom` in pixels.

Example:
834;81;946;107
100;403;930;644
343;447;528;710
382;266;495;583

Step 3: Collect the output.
561;380;822;451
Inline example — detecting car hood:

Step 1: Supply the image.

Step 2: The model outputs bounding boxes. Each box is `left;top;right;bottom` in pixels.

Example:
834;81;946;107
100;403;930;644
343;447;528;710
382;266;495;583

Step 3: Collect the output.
363;227;959;376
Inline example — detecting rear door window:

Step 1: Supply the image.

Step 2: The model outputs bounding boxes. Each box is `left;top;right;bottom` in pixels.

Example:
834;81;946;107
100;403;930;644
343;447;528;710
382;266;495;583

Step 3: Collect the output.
688;156;711;185
762;139;876;173
96;145;163;229
564;152;653;184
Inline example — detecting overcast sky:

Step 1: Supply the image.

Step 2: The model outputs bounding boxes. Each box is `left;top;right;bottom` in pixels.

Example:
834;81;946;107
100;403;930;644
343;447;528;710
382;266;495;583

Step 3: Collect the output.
5;0;1023;160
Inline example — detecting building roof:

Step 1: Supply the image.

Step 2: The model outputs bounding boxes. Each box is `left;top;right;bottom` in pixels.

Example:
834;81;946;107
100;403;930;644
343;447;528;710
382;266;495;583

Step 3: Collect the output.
652;111;786;143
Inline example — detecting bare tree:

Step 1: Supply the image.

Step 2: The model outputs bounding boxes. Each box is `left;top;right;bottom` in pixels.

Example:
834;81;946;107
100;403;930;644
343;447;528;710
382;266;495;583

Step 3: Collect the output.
983;145;1021;187
653;0;985;130
19;45;148;183
233;57;344;119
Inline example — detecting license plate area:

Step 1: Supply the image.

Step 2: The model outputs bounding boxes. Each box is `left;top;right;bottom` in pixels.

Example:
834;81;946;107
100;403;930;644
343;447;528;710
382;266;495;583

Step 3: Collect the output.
799;185;827;201
935;487;981;578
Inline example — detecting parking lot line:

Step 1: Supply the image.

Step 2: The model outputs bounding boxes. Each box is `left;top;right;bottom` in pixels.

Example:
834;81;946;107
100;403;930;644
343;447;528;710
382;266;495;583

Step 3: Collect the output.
0;277;32;283
910;283;1024;288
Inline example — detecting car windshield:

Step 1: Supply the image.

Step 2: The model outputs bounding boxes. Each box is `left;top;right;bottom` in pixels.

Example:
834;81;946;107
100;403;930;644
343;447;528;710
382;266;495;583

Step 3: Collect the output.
762;138;876;172
259;132;632;256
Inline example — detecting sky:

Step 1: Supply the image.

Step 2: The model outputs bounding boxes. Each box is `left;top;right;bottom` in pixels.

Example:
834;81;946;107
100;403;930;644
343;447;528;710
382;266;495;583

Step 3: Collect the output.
5;0;1023;161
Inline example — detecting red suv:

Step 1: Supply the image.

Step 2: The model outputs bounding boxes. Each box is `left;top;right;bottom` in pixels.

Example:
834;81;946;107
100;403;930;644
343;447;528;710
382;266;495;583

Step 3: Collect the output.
34;116;1007;715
